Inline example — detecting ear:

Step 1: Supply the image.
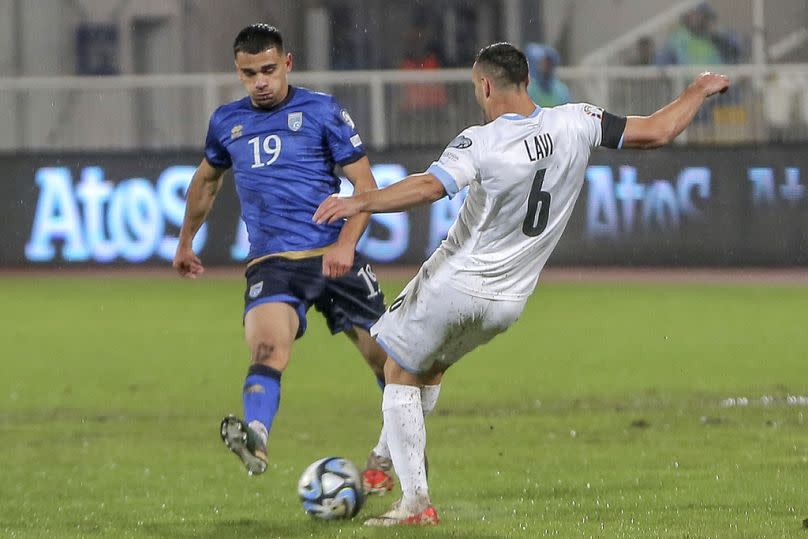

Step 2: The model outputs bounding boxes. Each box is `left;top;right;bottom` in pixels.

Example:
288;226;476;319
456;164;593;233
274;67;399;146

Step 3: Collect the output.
483;77;492;99
286;52;293;72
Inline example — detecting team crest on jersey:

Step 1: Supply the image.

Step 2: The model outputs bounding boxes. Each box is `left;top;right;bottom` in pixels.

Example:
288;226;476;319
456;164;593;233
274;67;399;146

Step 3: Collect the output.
448;135;473;149
583;105;603;120
249;281;263;299
288;112;303;131
230;124;243;139
340;109;356;129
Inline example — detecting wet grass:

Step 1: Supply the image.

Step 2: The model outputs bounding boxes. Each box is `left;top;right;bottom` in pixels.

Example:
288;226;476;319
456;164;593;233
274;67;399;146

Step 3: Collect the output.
1;276;807;538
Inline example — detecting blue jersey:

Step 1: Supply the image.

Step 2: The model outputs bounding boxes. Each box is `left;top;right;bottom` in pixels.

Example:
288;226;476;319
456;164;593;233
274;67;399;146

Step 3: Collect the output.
204;86;366;260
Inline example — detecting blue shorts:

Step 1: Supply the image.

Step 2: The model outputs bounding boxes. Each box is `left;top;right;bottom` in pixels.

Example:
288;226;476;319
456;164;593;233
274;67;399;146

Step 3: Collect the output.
243;253;386;339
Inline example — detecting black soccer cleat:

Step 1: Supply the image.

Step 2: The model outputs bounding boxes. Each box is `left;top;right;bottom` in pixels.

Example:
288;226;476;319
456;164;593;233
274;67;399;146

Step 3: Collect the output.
220;414;268;475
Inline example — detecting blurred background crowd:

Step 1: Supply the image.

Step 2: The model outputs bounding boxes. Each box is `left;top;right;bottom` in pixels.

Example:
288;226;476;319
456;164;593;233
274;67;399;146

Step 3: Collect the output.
1;0;806;150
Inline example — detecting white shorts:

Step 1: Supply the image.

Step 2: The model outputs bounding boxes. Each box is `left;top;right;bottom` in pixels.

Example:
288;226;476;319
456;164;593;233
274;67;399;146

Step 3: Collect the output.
371;257;526;374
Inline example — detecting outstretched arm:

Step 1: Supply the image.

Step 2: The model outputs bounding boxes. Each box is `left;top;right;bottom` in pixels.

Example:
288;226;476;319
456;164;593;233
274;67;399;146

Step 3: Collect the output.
621;72;730;149
173;159;225;278
314;173;447;224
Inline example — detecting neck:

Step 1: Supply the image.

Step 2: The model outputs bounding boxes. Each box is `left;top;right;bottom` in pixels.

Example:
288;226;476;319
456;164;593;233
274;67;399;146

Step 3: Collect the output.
486;94;538;120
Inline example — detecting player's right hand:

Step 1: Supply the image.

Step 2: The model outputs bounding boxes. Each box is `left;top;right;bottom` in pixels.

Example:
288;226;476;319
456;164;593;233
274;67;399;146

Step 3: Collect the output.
173;246;205;279
313;195;363;225
694;72;731;98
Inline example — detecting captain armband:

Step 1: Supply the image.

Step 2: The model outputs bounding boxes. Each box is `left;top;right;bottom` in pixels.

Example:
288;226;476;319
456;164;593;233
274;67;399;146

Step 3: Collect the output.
601;111;627;149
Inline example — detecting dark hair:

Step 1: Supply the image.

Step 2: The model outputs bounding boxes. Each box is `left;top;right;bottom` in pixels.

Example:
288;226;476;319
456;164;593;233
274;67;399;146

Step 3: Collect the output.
475;42;529;88
233;24;284;57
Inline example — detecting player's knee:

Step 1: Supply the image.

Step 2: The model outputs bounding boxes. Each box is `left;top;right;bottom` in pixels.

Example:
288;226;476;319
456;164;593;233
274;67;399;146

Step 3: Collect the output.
382;356;400;380
249;340;290;370
383;356;422;385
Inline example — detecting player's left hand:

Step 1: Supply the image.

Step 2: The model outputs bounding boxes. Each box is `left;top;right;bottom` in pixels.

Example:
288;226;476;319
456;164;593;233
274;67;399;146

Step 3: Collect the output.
313;195;363;225
322;241;355;278
694;71;731;97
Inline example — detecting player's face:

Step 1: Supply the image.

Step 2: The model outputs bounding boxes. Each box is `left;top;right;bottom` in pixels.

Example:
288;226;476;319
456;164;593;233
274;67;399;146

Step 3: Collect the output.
235;48;292;109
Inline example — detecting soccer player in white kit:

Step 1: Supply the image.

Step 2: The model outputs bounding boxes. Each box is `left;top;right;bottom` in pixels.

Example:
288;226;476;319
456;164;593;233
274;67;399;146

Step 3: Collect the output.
315;42;730;526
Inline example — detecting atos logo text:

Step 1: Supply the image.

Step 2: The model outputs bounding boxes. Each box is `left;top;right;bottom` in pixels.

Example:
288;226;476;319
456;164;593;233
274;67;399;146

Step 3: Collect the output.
26;163;423;264
26;166;203;263
747;167;804;206
585;166;710;239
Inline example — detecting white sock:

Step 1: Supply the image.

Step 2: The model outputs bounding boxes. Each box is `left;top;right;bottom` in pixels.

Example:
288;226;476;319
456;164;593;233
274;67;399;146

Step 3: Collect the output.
382;384;429;512
373;384;441;461
420;384;441;415
372;424;391;460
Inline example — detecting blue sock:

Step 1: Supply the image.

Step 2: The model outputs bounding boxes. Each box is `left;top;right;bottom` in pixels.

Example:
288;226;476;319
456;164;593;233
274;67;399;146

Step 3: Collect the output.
243;364;282;434
376;374;385;391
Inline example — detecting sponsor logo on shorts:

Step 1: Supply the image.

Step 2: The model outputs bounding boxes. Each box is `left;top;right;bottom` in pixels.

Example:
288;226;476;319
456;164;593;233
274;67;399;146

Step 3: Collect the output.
249;281;263;298
388;294;406;312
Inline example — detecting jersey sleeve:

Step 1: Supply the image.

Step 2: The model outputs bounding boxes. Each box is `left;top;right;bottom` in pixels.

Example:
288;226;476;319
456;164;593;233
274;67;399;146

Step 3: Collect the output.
203;109;232;169
562;103;627;150
426;128;479;199
324;97;366;167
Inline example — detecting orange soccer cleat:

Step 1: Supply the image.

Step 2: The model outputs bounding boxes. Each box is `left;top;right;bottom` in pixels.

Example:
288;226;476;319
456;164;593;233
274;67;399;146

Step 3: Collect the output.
362;451;395;495
363;499;440;527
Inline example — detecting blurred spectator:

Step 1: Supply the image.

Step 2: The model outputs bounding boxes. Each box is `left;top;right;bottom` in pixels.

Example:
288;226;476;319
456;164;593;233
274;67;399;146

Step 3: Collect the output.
656;2;744;127
628;36;656;66
657;2;740;65
707;14;742;64
616;36;672;118
524;43;571;107
398;25;448;112
395;24;450;144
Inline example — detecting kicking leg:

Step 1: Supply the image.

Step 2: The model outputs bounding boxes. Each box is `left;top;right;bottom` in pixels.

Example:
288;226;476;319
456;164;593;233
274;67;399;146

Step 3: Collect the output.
364;381;443;495
365;358;443;526
372;379;443;459
346;327;445;496
221;302;299;475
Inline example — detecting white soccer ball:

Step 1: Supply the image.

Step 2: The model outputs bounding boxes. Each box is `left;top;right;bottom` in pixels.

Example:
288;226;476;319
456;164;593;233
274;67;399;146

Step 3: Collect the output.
297;456;365;520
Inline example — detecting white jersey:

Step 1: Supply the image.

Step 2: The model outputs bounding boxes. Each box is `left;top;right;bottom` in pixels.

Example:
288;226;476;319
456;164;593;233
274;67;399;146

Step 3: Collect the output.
427;103;612;300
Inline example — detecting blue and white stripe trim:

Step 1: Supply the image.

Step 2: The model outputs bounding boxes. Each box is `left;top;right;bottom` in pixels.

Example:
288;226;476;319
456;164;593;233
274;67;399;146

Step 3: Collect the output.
374;335;425;375
501;106;542;121
427;163;460;198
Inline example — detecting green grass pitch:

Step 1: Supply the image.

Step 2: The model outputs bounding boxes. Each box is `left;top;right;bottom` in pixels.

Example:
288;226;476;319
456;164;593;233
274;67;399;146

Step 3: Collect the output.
1;274;807;538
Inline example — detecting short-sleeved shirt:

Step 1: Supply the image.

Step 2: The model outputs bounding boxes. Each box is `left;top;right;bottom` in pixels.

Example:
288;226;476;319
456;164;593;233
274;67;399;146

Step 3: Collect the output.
204;86;366;261
425;103;625;300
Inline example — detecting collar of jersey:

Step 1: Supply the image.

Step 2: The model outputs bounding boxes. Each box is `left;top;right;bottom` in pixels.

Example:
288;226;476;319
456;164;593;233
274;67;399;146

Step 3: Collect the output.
501;106;542;121
249;85;296;112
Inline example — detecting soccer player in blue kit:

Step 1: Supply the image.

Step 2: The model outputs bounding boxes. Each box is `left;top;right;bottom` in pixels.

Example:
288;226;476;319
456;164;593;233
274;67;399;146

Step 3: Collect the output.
173;24;391;476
